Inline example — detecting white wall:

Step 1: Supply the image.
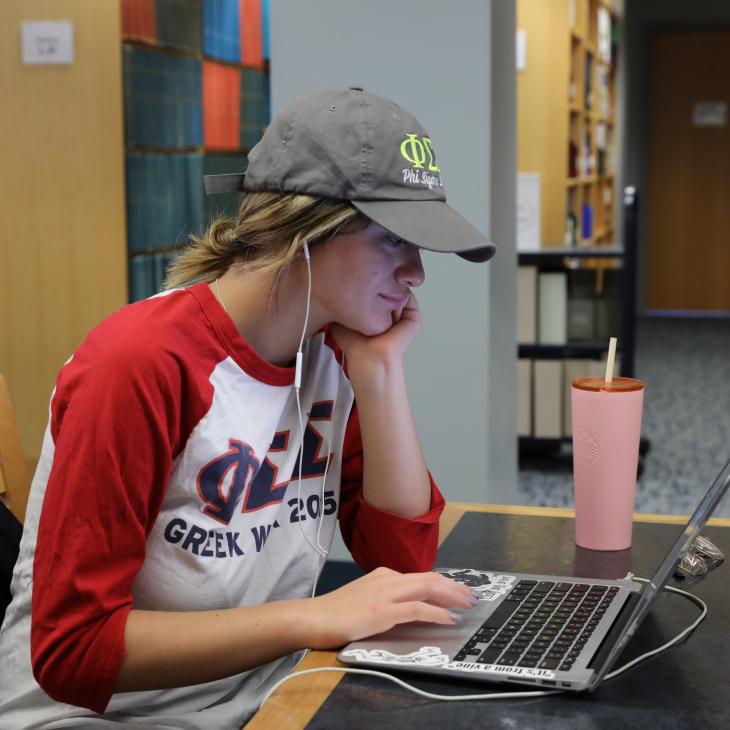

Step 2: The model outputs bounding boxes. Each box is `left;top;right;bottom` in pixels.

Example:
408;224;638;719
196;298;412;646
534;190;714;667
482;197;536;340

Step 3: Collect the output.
270;0;517;557
486;0;518;503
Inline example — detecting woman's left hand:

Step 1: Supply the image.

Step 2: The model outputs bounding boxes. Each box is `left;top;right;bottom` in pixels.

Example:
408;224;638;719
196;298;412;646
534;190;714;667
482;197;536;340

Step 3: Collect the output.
329;292;422;369
330;291;431;518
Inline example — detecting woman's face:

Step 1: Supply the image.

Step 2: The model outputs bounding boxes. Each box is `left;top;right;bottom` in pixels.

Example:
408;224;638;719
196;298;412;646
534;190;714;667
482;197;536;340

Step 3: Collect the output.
311;222;426;336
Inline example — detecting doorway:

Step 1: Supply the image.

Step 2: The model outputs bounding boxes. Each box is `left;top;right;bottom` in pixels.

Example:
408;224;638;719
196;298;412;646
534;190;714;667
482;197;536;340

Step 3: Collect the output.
645;30;730;313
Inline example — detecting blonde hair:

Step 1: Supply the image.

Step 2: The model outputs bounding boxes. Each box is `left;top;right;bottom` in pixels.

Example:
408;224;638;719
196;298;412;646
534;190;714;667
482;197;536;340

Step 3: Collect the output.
164;192;369;289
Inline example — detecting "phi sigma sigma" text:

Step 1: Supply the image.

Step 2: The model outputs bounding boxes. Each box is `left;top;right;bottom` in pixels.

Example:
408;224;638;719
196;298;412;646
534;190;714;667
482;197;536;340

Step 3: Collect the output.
402;168;444;189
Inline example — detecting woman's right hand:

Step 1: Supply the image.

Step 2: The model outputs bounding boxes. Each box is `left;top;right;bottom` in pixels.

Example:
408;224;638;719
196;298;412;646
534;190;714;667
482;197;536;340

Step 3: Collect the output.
110;568;475;695
305;567;478;650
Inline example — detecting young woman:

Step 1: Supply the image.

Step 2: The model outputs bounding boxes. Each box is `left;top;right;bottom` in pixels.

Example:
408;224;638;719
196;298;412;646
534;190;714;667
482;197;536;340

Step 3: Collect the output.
0;88;495;728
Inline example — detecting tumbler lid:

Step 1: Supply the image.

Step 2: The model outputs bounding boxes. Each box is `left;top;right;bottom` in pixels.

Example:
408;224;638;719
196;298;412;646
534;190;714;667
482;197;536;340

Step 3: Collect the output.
572;376;644;393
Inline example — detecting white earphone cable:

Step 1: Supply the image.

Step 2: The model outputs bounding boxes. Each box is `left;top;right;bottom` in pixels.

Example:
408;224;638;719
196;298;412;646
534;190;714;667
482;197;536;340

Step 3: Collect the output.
294;241;326;559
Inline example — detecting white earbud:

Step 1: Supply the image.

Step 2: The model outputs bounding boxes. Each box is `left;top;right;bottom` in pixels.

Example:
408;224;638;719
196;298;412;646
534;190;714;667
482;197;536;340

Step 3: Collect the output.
294;241;311;389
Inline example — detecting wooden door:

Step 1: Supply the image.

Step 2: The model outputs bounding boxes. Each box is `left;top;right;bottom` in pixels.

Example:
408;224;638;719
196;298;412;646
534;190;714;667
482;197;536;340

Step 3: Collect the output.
645;30;730;312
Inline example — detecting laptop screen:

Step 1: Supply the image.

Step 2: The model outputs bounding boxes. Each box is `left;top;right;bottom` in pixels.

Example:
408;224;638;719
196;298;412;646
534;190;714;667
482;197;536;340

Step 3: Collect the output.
590;457;730;689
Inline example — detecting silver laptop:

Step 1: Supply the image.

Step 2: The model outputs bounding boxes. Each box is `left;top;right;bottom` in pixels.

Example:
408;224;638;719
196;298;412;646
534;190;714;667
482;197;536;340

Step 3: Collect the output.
339;459;730;692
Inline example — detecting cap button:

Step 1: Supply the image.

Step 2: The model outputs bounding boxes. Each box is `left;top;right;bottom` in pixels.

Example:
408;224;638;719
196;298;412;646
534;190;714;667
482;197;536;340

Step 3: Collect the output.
349;86;363;92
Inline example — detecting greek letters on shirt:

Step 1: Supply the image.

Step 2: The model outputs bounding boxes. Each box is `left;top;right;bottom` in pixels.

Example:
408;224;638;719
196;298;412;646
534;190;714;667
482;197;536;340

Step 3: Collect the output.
163;401;338;558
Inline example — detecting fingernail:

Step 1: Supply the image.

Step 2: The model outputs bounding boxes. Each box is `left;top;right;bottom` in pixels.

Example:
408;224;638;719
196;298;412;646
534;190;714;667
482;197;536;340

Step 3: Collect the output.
448;611;462;623
470;589;482;601
466;594;480;607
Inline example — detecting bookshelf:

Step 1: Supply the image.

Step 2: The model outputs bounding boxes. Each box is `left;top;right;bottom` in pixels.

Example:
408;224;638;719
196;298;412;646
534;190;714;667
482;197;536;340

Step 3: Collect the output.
517;0;625;452
517;188;640;450
518;0;620;248
121;0;270;302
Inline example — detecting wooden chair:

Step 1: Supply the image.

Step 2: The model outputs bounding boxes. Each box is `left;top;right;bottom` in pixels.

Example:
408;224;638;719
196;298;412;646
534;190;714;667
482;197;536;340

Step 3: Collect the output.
0;374;30;524
0;374;27;623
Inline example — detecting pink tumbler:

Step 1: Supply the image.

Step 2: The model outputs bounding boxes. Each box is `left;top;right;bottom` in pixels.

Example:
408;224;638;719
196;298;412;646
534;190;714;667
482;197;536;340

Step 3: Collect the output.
571;376;644;551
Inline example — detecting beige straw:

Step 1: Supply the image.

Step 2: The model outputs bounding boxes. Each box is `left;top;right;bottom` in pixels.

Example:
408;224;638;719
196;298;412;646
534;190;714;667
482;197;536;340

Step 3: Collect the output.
605;337;618;383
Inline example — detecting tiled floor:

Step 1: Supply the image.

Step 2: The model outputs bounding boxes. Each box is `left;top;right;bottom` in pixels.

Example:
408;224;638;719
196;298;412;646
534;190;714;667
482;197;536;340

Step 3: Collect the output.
518;316;730;516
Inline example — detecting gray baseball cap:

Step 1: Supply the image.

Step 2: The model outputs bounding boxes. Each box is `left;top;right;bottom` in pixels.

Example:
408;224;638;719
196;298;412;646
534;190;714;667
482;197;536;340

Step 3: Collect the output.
204;87;496;263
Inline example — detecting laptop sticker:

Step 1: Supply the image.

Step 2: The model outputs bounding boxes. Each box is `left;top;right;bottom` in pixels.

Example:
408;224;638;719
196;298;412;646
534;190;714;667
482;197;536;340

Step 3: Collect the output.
340;647;558;680
341;646;450;667
436;568;517;601
445;662;556;679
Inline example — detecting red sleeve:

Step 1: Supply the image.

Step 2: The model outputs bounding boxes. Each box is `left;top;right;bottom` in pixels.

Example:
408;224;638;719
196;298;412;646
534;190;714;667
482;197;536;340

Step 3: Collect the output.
337;404;445;573
30;332;208;713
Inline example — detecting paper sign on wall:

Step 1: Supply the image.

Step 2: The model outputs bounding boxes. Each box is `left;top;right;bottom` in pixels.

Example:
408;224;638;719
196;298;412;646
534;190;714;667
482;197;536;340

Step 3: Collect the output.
692;102;727;128
21;21;74;65
516;30;526;72
517;173;541;252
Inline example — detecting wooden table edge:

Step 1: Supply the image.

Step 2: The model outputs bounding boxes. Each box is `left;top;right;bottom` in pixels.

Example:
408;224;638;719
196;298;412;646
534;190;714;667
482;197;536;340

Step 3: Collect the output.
444;502;730;528
246;501;730;728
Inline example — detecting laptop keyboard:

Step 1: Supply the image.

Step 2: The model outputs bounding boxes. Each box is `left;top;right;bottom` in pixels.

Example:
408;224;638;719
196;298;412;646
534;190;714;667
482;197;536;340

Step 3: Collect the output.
453;579;620;671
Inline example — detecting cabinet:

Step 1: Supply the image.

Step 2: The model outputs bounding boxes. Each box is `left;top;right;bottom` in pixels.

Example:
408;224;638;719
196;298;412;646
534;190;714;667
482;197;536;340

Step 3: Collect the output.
0;0;127;461
518;0;620;247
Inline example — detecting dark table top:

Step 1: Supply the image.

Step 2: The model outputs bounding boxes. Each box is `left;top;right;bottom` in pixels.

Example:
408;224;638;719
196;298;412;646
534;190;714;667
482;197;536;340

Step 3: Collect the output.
300;511;730;730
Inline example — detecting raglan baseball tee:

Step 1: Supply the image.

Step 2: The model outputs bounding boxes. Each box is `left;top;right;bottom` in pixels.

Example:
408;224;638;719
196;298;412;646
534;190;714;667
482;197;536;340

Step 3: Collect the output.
0;282;443;729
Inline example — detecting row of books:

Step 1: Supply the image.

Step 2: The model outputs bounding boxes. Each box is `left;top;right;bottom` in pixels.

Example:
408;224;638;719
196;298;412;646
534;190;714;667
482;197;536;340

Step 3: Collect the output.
122;0;269;66
596;122;608;176
597;7;611;63
564;201;597;245
517;267;621;345
568;135;592;179
123;46;268;149
597;7;620;68
581;202;594;241
205;63;268;150
126;152;247;252
597;64;612;119
568;130;615;180
518;356;621;439
204;0;268;65
129;252;177;302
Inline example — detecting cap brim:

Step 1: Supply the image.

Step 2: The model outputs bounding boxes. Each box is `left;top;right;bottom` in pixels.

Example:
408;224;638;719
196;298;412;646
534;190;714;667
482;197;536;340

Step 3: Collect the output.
351;199;497;263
